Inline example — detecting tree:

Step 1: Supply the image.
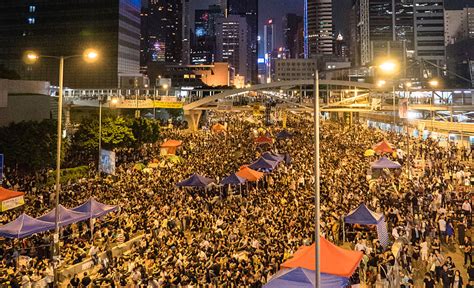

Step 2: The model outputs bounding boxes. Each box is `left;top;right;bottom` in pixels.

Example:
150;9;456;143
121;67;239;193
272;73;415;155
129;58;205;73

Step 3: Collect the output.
0;65;21;80
0;120;62;171
129;118;160;146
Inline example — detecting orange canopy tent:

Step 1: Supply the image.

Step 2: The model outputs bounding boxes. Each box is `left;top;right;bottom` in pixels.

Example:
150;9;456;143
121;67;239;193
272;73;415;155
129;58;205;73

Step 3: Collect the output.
211;123;226;133
254;136;273;145
0;187;25;212
236;166;264;182
372;140;394;154
161;140;182;155
281;237;363;277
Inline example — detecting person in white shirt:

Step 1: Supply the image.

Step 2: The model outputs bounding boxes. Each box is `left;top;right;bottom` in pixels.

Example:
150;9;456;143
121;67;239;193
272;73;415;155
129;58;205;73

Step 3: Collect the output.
438;217;446;242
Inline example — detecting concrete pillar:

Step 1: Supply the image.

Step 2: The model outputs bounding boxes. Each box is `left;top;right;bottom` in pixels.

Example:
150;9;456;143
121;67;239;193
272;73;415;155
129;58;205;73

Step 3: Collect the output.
64;105;71;128
184;110;203;132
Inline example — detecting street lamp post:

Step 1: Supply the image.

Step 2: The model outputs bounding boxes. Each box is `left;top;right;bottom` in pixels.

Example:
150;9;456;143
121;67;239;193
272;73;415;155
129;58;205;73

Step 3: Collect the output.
24;49;98;285
313;70;321;288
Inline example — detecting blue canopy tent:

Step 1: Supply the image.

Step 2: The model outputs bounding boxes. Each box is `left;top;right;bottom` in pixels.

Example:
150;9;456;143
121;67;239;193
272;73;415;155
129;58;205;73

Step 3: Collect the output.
344;204;389;247
370;156;401;169
221;173;246;185
72;198;118;219
276;130;293;139
262;152;284;163
38;204;90;227
264;268;349;288
176;173;215;187
0;214;55;239
248;157;278;171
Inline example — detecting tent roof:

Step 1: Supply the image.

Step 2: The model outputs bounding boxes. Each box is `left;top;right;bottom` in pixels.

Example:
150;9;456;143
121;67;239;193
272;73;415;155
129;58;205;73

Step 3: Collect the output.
254;136;273;144
221;173;246;185
0;187;25;201
38;204;90;227
262;152;284;162
161;140;182;148
371;156;401;169
280;237;363;277
344;203;384;225
276;130;293;139
211;123;226;132
264;268;349;288
176;173;215;187
236;166;264;182
71;198;118;219
0;214;55;239
248;157;278;171
373;140;394;153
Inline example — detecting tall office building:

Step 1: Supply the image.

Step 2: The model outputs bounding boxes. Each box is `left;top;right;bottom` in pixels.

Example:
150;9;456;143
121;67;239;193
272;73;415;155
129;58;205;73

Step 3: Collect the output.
445;8;474;45
352;0;414;66
141;0;183;73
283;13;304;59
306;0;334;57
0;0;141;88
227;0;258;83
216;15;250;82
264;19;275;58
413;0;445;76
191;5;223;65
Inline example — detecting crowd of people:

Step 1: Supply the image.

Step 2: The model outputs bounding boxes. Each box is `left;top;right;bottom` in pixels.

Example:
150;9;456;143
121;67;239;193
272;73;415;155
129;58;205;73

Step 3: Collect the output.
0;111;472;287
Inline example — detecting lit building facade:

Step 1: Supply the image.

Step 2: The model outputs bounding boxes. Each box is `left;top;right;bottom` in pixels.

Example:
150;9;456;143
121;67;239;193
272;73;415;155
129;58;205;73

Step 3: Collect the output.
306;0;334;57
216;15;250;83
0;0;141;88
227;0;258;83
413;0;445;76
141;0;183;74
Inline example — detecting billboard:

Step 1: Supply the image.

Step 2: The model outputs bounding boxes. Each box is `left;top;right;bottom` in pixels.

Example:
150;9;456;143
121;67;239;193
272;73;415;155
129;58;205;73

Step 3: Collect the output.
100;149;116;175
398;99;408;119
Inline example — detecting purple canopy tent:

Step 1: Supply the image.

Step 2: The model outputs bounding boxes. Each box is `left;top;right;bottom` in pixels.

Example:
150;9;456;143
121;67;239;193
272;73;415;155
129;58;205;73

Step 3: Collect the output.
370;156;401;169
72;198;118;219
262;152;284;163
264;268;350;288
0;214;55;239
176;173;215;187
221;173;246;185
248;157;278;171
276;130;293;139
38;204;90;227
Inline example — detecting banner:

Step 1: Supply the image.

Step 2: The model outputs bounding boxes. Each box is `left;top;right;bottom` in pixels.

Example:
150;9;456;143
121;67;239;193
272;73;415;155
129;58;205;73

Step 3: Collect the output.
1;196;24;212
398;99;408;119
154;101;183;109
100;149;116;175
0;154;3;184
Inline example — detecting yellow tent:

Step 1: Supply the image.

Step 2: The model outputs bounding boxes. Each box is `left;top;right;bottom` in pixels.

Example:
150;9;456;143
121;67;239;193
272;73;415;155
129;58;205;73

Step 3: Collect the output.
364;149;376;157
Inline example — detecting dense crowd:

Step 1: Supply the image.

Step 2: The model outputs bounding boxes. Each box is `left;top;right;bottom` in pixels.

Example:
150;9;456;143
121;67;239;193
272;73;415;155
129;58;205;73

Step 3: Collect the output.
0;112;472;287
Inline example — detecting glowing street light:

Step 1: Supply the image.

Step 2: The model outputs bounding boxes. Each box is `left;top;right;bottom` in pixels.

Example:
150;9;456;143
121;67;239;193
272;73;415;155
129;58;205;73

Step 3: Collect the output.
23;48;99;285
405;82;412;89
379;60;398;74
429;79;439;88
377;80;386;87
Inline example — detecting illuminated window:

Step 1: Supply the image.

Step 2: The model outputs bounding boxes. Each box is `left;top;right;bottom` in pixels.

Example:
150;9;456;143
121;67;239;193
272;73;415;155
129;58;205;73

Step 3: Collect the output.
27;17;35;24
184;74;190;79
29;5;36;12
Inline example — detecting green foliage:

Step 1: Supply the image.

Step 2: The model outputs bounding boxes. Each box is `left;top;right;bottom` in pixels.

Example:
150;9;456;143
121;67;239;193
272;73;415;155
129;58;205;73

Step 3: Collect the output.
0;120;63;171
46;165;89;186
130;118;160;147
71;116;160;158
0;65;21;80
101;116;136;149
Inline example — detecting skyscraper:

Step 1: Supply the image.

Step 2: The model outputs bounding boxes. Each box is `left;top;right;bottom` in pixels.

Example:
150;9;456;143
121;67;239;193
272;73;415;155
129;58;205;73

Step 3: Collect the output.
263;19;274;82
141;0;183;73
227;0;258;83
283;13;304;58
216;15;250;82
352;0;414;66
414;0;445;75
0;0;141;88
306;0;334;57
191;5;223;65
